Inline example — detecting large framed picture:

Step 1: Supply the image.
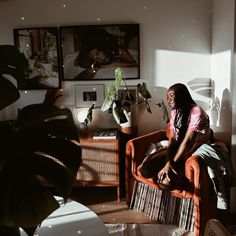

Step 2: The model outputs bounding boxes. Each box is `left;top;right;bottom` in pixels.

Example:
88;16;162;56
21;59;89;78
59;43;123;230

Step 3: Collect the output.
13;27;61;90
59;24;140;81
75;84;105;108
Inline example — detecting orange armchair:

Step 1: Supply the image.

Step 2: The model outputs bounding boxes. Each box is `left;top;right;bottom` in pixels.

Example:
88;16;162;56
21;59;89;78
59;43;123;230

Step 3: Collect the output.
125;130;224;236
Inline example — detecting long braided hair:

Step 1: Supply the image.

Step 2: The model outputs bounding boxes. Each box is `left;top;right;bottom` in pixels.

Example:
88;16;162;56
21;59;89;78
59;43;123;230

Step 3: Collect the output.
168;83;196;143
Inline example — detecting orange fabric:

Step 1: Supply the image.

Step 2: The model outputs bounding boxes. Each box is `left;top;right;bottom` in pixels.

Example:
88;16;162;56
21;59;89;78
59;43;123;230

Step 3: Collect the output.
165;123;171;139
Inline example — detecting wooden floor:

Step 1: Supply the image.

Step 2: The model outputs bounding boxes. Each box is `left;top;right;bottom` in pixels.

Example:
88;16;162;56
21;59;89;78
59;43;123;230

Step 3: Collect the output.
69;186;236;234
70;186;158;224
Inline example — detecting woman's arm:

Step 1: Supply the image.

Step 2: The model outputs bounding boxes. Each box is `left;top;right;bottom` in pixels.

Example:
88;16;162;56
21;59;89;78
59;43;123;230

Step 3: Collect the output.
172;129;197;163
157;129;176;181
157;129;197;182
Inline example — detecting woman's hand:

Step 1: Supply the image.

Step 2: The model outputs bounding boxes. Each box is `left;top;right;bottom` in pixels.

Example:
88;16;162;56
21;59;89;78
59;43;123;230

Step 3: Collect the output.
157;162;170;183
157;161;177;183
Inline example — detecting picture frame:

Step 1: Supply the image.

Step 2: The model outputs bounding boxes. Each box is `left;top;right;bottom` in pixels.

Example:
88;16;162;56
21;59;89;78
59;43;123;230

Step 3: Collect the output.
13;27;61;90
59;24;140;81
75;84;105;108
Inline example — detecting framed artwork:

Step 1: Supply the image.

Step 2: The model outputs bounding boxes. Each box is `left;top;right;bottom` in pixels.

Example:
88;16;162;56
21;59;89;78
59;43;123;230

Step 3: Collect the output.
75;84;105;108
13;27;61;90
59;24;140;81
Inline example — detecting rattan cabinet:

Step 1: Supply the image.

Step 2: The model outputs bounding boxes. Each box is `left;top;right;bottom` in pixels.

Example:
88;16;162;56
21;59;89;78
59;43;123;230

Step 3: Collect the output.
76;136;121;201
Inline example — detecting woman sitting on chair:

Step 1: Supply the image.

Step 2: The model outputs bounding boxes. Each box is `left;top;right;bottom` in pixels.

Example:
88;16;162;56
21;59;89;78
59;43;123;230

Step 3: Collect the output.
140;83;212;190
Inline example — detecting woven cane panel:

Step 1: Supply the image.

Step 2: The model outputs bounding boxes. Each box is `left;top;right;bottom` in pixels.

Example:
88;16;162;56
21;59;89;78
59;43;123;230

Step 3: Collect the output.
77;142;119;182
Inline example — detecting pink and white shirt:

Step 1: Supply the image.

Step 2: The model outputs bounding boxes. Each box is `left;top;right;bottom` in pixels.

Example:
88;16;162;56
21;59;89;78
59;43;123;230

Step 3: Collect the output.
169;105;212;148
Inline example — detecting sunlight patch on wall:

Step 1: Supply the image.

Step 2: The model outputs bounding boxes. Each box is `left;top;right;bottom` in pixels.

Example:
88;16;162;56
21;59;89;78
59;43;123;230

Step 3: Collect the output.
153;49;232;130
154;49;212;114
210;50;231;130
154;49;211;88
211;50;231;102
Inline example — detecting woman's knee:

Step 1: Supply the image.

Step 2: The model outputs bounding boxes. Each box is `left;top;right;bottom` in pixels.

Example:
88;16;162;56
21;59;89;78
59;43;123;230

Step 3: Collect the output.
140;163;155;178
139;150;167;178
140;168;149;178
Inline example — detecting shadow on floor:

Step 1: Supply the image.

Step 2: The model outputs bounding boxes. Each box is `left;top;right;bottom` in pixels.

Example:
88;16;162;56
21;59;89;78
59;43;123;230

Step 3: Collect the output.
70;186;120;205
69;186;158;224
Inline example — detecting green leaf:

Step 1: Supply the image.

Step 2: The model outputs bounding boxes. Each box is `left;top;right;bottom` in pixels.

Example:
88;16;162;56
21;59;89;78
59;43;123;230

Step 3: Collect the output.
101;68;124;114
101;95;113;112
17;104;79;141
0;45;28;72
0;226;20;236
137;83;152;99
0;45;28;96
112;101;121;124
31;139;82;198
114;67;123;91
0;103;82;234
0;170;59;228
83;104;95;126
0;76;20;110
145;101;152;113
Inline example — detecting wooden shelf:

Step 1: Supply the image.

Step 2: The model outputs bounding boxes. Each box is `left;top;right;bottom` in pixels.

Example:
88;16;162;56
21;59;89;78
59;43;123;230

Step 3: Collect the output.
75;130;121;201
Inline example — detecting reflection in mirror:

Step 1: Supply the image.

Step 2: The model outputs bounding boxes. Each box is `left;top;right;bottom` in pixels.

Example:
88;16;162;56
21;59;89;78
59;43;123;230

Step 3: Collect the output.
13;27;61;90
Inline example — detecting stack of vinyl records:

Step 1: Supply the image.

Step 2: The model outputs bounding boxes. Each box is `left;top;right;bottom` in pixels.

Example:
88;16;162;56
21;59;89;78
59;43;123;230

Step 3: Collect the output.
130;181;194;232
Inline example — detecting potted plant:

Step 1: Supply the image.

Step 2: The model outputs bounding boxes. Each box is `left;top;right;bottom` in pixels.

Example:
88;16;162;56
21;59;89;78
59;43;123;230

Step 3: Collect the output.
0;45;82;236
80;67;169;130
101;67;152;127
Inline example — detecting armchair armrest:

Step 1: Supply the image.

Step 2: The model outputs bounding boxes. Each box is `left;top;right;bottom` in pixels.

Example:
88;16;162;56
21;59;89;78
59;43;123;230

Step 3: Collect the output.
125;130;167;204
126;130;167;172
185;155;202;196
186;154;217;236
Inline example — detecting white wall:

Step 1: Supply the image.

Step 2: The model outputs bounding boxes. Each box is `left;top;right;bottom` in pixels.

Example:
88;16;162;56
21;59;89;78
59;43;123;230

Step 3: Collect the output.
0;0;212;134
211;0;235;143
211;0;236;213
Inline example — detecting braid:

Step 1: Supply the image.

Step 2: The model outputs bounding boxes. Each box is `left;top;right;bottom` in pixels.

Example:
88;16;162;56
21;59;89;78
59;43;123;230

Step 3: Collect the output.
169;83;196;143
